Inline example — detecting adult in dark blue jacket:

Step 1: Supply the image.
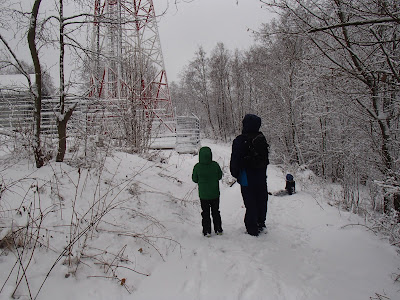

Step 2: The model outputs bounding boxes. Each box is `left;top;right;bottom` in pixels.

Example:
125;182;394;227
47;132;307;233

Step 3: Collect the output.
230;114;269;236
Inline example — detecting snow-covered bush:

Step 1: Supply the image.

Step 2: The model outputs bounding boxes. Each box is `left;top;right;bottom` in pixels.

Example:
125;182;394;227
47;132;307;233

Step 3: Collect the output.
0;142;182;298
293;165;400;249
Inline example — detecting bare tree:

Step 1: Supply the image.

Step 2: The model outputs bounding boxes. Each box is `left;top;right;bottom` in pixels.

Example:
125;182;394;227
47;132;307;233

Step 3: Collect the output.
27;0;45;168
209;42;233;141
261;0;400;211
55;0;77;162
182;46;216;137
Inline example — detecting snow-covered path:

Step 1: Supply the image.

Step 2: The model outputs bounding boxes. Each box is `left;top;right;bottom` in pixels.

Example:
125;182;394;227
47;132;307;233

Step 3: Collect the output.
133;142;400;300
1;141;399;300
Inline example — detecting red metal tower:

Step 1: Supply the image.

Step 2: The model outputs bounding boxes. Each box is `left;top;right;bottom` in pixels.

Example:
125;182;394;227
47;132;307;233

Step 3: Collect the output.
89;0;174;133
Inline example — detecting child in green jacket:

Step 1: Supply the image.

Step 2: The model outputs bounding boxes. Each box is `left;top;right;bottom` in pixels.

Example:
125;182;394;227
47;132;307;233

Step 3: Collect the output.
192;146;223;237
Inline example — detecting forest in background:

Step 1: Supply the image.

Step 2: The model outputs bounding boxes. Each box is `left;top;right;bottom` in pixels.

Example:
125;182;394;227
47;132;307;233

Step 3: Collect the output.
170;0;400;221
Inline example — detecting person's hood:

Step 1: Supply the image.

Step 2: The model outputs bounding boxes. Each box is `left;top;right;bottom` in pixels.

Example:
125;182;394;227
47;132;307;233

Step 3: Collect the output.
242;114;261;134
199;146;212;164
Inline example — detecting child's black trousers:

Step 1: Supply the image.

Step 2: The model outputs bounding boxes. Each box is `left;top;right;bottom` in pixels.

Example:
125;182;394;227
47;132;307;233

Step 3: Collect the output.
200;198;222;235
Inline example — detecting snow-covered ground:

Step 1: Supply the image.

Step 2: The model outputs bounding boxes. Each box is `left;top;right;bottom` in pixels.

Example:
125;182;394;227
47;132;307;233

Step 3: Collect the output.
0;139;399;300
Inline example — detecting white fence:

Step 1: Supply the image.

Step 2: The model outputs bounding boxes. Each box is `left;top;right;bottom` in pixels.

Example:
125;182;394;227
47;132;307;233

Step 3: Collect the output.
0;94;201;153
0;93;58;134
176;114;200;153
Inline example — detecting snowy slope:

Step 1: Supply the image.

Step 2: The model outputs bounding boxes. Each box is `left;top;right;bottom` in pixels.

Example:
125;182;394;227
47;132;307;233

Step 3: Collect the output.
0;139;399;300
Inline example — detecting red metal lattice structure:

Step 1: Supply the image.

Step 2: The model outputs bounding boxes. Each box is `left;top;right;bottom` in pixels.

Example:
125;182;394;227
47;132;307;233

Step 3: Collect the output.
88;0;175;133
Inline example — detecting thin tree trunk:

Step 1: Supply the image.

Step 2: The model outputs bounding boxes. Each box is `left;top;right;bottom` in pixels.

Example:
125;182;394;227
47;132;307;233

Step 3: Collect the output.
56;0;76;162
201;63;215;136
27;0;44;168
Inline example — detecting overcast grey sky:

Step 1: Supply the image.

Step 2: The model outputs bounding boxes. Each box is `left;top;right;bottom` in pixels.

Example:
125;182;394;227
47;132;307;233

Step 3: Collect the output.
0;0;274;87
153;0;275;82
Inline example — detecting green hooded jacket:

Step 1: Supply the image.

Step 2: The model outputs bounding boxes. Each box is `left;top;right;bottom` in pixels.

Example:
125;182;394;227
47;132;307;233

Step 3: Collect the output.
192;147;223;200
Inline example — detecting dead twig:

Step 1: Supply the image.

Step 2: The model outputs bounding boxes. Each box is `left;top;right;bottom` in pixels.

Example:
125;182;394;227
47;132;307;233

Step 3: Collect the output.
341;223;378;235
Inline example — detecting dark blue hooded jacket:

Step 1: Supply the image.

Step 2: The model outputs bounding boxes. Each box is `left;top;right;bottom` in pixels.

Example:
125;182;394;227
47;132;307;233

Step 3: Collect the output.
230;114;269;184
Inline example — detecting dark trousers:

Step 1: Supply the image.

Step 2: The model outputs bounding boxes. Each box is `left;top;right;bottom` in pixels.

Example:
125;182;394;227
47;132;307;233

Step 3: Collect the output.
285;180;295;195
241;184;268;236
200;198;222;235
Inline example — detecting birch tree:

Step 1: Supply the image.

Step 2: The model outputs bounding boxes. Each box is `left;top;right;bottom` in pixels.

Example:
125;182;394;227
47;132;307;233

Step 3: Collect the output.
183;46;216;137
209;42;234;141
